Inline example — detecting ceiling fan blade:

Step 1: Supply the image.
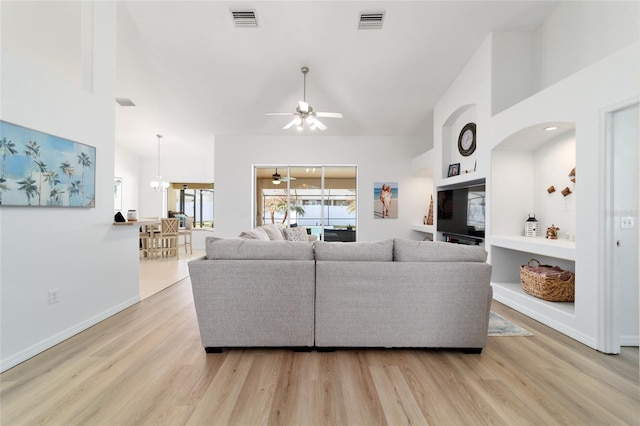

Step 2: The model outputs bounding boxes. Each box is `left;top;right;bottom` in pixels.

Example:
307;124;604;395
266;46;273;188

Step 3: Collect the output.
283;117;299;130
315;112;343;118
299;101;309;113
308;117;327;131
266;112;295;116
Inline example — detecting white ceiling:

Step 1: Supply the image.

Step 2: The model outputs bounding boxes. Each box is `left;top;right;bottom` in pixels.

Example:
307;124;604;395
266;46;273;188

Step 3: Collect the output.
115;1;560;159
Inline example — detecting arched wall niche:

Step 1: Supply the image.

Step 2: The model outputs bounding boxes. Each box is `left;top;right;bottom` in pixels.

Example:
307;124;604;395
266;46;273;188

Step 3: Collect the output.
442;104;477;179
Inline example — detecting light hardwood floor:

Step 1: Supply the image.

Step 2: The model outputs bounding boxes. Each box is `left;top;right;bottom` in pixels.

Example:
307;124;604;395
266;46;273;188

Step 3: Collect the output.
139;249;205;299
1;271;638;425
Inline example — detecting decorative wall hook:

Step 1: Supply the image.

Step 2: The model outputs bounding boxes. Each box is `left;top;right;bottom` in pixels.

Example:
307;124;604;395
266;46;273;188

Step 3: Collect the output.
547;185;556;194
561;187;572;197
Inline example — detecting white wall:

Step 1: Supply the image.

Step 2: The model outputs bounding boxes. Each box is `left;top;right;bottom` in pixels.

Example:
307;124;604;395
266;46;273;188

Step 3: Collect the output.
114;144;141;215
214;135;428;242
0;2;139;372
537;1;640;89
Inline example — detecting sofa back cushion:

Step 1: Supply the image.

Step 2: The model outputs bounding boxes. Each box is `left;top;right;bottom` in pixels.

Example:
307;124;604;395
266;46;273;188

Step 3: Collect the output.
238;227;270;240
206;237;314;260
261;224;285;240
314;239;393;261
393;239;487;262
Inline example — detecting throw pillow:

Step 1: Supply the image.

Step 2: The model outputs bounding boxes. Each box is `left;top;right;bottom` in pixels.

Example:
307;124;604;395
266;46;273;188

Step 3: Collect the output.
283;226;308;242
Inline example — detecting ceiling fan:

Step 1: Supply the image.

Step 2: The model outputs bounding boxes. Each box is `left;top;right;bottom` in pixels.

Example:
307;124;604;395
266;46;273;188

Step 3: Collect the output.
266;66;343;131
271;168;296;185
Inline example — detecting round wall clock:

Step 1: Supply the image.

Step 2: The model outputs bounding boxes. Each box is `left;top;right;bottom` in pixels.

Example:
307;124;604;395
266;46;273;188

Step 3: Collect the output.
458;122;476;156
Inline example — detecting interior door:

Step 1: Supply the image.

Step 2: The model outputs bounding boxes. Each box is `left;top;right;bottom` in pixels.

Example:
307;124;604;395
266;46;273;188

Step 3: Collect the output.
612;103;639;347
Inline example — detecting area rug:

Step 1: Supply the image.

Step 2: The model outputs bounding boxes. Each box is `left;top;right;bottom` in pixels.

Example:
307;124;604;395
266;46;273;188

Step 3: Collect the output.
488;311;533;336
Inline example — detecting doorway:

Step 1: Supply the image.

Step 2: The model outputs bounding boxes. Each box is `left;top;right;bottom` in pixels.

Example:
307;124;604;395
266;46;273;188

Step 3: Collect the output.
603;102;639;352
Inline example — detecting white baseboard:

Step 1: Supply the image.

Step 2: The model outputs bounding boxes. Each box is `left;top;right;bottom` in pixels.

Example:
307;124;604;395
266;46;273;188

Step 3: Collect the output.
620;335;639;347
0;295;140;373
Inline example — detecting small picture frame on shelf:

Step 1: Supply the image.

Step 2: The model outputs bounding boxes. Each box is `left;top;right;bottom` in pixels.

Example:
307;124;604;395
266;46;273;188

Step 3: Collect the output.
447;163;460;177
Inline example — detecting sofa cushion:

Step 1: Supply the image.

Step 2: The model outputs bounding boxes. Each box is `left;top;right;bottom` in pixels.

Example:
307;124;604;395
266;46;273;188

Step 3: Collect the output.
393;239;487;262
261;224;285;240
238;227;270;240
206;238;313;260
314;239;393;261
283;226;309;242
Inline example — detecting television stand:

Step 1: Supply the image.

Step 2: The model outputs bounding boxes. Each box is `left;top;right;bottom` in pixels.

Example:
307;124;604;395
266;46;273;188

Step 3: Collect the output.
442;233;483;246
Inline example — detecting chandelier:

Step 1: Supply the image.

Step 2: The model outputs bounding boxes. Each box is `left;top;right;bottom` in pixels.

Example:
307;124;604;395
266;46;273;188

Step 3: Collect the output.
150;134;170;191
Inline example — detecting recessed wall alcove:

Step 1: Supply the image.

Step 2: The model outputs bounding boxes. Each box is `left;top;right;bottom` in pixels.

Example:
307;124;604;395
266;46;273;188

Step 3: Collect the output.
441;104;477;180
490;121;577;317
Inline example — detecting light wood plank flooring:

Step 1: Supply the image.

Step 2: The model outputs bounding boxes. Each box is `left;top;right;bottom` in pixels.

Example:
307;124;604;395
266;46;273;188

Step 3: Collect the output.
1;276;638;425
139;249;205;299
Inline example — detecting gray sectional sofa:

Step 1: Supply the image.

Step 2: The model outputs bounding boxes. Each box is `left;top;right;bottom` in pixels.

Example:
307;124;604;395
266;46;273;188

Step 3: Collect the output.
188;237;493;353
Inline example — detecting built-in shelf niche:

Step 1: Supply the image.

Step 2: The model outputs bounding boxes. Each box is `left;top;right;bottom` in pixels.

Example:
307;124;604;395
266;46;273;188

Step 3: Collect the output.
489;121;577;319
491;121;576;238
441;104;477;181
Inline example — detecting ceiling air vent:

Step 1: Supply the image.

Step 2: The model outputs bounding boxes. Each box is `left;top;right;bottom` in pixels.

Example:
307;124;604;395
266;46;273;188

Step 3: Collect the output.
358;11;385;29
231;10;258;27
115;98;136;107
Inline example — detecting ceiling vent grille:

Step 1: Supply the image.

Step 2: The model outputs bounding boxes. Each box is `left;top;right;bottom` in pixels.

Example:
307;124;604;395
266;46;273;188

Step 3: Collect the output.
231;10;258;27
358;11;385;29
115;98;136;107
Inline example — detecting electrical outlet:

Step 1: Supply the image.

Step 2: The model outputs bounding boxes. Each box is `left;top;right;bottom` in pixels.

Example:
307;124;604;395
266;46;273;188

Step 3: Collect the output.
49;289;59;304
621;217;635;229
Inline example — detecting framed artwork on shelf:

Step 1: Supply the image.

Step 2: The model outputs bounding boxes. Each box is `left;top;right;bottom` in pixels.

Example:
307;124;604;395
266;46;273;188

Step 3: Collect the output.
0;120;96;207
447;163;460;177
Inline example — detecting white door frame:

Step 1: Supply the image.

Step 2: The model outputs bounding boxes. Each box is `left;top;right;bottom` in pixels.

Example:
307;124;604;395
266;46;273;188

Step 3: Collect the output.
598;98;639;353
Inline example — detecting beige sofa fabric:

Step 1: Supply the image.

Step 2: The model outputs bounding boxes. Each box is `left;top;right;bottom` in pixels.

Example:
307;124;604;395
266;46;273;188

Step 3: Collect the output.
393;239;488;262
314;261;492;348
313;239;393;261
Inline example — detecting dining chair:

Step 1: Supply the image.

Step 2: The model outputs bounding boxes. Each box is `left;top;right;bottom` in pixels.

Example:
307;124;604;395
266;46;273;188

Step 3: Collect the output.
139;218;161;259
179;216;193;254
158;218;180;259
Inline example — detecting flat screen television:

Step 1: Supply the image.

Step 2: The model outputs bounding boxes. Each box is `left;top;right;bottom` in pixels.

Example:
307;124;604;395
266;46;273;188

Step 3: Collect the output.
437;184;486;239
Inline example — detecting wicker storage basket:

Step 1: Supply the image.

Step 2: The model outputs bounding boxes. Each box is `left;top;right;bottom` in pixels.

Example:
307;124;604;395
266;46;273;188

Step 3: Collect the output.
520;259;575;302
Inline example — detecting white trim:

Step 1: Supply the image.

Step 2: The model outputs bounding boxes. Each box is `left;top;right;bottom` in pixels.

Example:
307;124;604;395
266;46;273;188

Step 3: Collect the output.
598;97;639;354
0;296;140;373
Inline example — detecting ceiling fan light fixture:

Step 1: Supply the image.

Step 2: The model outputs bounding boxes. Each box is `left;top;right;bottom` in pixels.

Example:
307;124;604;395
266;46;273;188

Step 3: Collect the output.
266;66;342;131
272;169;282;184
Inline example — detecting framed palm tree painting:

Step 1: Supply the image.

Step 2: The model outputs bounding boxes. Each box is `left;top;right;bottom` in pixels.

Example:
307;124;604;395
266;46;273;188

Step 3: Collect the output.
0;121;96;207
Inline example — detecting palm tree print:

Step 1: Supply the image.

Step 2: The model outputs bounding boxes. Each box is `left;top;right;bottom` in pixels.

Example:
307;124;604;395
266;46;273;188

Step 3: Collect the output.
77;152;92;203
16;177;38;206
50;188;64;206
60;161;75;206
33;160;47;205
44;171;61;206
25;140;41;177
70;180;81;205
1;121;95;207
0;137;18;205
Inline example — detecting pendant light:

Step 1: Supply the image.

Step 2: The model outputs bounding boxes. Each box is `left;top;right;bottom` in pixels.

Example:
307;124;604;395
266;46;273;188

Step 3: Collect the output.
150;134;170;191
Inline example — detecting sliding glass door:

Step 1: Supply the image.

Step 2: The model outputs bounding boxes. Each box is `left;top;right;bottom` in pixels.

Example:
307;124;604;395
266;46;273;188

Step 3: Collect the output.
255;165;357;241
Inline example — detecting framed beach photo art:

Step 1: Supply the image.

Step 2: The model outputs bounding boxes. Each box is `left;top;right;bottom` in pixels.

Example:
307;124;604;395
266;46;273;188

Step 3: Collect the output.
0;121;96;207
374;182;398;219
